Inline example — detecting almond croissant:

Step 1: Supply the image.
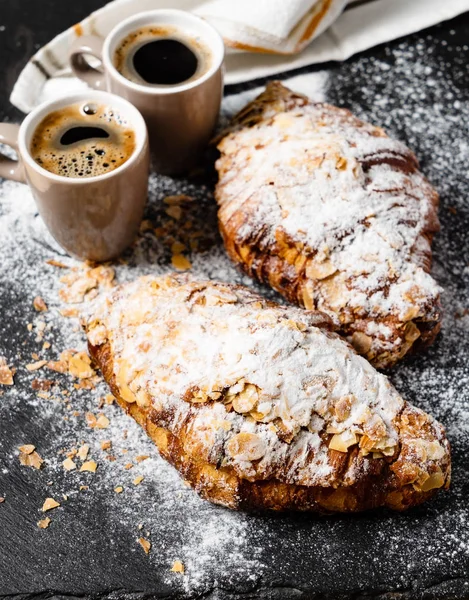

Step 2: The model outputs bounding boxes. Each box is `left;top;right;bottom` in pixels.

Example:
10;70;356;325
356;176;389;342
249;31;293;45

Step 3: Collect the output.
215;82;442;369
83;274;450;513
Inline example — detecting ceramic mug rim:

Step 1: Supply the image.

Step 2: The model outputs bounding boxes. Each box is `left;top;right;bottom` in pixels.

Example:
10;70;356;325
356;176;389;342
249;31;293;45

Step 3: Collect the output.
17;90;148;185
102;8;225;96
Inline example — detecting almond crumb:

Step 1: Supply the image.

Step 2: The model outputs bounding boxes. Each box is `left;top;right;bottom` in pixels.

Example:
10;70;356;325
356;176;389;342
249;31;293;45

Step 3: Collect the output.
133;476;144;486
62;457;76;471
171;560;185;574
26;360;47;372
95;414;110;429
42;497;60;512
62;494;68;501
171;241;186;254
19;448;44;469
137;524;143;530
114;486;123;493
86;413;97;428
77;443;89;461
135;455;150;463
124;463;133;470
105;394;115;405
0;357;15;386
138;537;151;554
80;460;97;473
33;297;48;312
43;341;51;350
165;205;182;220
101;440;112;451
37;517;51;529
171;253;192;271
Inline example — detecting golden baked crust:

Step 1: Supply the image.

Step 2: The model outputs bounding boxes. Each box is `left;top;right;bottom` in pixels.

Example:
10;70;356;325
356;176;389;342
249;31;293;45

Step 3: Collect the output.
84;273;450;512
215;82;441;369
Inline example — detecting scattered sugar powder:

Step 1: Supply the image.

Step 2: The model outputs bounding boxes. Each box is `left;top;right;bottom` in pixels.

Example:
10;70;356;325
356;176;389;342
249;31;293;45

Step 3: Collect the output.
0;38;469;595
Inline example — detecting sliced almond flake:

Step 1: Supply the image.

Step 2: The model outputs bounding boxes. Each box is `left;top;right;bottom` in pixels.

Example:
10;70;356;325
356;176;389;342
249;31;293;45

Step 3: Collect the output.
135;455;150;463
77;443;89;461
95;414;110;429
36;392;51;400
26;360;47;372
62;457;77;471
80;460;97;473
171;560;185;574
171;241;186;254
101;440;112;451
0;357;14;386
37;517;51;529
19;450;44;469
86;413;97;428
19;444;35;455
104;394;115;405
124;463;133;470
133;476;144;486
165;205;182;220
138;537;151;554
114;486;123;494
0;498;4;503
33;297;48;312
171;254;192;271
31;352;39;360
42;497;60;512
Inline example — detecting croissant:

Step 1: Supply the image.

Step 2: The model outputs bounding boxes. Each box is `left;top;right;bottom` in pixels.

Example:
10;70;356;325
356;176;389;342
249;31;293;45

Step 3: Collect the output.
215;82;441;369
84;274;450;513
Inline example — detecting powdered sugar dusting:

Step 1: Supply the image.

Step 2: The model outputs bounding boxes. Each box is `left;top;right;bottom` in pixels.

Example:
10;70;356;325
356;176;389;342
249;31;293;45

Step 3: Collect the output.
216;83;441;367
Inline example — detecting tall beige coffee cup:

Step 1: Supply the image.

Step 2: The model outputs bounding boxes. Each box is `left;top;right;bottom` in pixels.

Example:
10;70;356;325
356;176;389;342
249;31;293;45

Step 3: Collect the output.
70;9;224;175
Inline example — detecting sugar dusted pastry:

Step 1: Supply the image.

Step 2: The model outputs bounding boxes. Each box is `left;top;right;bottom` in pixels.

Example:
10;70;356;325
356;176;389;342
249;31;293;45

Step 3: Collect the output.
84;274;450;513
215;82;441;369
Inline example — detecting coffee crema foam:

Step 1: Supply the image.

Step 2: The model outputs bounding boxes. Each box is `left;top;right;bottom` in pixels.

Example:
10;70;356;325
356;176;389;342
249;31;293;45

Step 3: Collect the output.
30;103;136;178
113;25;212;86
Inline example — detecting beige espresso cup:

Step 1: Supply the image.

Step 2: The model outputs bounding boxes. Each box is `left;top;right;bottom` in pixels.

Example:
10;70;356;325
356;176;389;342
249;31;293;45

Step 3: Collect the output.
0;91;149;262
70;9;225;175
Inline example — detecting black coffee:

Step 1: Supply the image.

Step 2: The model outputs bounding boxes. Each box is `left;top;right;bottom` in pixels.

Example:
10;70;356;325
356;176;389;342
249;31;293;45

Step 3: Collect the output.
60;126;110;145
30;102;136;178
132;39;198;85
114;25;212;87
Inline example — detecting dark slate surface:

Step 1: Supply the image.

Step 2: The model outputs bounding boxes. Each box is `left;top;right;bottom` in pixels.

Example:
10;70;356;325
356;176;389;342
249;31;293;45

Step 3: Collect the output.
1;2;469;599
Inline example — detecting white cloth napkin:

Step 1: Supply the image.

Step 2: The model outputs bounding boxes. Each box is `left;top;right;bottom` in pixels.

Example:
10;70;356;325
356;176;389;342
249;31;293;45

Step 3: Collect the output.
194;0;347;53
10;0;469;113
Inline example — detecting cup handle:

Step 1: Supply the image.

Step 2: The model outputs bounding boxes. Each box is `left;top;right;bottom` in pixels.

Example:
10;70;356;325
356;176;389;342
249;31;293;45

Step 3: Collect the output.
69;35;106;90
0;124;26;183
